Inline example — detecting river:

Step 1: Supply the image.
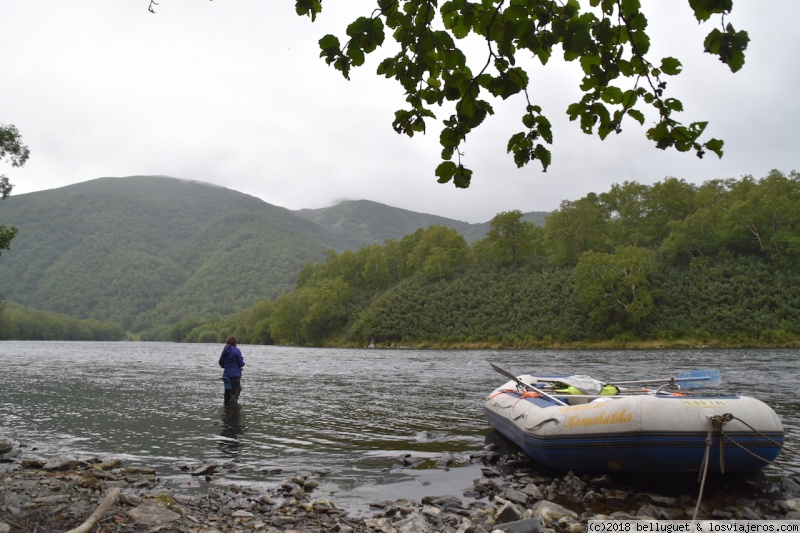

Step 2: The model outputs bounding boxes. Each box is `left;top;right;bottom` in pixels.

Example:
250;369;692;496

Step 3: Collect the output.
0;342;796;509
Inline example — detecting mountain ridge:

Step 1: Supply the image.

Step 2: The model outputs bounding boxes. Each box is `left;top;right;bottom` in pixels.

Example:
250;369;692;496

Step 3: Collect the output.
0;175;548;335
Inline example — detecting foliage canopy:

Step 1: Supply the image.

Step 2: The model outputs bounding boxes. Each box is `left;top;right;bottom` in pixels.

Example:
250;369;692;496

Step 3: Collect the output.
148;1;748;187
0;123;30;257
293;0;747;186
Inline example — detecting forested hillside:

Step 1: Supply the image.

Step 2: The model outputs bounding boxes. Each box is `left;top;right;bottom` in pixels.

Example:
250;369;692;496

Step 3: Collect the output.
182;170;800;348
0;300;125;341
0;175;537;340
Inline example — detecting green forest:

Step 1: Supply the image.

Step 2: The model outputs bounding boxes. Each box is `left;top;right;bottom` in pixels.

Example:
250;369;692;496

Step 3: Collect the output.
171;170;800;348
0;300;125;341
1;176;533;340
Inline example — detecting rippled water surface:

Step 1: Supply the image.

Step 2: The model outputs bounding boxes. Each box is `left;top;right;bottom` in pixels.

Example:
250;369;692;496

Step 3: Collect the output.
0;342;797;505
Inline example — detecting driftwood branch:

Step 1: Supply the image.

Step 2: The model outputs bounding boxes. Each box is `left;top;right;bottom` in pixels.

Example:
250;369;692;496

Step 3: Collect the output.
65;487;121;533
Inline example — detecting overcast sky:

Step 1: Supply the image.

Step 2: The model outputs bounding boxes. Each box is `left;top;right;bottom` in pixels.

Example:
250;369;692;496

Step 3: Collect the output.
2;1;797;223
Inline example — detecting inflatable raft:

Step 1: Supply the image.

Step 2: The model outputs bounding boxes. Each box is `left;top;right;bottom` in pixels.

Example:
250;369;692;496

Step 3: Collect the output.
483;368;784;473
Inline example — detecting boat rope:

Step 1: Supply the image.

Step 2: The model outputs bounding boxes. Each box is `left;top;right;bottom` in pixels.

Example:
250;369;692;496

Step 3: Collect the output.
693;412;785;520
489;388;543;402
489;388;518;399
708;413;784;471
693;427;714;521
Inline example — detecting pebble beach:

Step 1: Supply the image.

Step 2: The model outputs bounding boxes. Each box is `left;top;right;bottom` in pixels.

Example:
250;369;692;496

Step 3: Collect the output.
2;439;800;533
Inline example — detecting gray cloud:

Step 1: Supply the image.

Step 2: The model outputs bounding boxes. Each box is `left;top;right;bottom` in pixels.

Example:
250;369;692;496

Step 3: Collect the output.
2;0;797;223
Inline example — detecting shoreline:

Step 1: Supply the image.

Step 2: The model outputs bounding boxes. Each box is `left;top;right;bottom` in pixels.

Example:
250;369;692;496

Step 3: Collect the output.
338;339;800;350
2;440;799;532
5;338;800;350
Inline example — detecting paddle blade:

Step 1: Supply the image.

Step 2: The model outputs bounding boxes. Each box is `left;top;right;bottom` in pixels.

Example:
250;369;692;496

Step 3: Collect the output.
489;362;518;382
675;369;721;389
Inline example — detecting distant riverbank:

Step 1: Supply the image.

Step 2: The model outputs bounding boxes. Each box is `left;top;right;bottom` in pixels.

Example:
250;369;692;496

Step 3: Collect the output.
335;337;800;350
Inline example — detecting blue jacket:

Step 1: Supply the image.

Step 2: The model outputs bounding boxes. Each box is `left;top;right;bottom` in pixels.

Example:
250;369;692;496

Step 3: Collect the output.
219;345;245;378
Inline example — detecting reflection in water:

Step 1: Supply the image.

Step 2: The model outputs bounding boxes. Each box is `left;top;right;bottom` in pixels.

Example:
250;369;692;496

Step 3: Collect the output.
219;404;245;458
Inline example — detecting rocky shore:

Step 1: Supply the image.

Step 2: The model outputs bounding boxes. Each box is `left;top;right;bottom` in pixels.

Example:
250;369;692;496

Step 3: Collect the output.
2;439;799;533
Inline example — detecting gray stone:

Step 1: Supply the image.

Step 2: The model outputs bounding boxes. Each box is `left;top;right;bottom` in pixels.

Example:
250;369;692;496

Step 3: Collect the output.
395;511;433;532
402;454;425;467
522;483;544;499
496;501;523;524
436;452;456;468
427;495;464;509
190;462;220;476
531;500;578;525
636;504;664;519
421;505;442;517
128;504;181;526
643;493;678;507
584;490;605;503
89;467;118;480
492;517;542;533
606;489;630;504
504;488;529;505
32;494;70;504
43;456;79;471
474;483;491;493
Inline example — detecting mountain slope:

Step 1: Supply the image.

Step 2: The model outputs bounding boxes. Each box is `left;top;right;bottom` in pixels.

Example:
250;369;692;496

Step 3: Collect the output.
0;175;550;334
294;199;549;244
0;176;342;330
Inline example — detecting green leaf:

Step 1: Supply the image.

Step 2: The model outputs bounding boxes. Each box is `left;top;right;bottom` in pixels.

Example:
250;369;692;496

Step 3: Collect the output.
618;59;633;77
580;53;601;76
703;24;748;71
522;113;535;129
621;89;638;108
689;0;733;23
295;0;322;21
627;109;645;125
620;0;640;17
689;121;708;136
318;34;340;52
377;57;397;77
453;165;473;188
630;26;650;53
660;57;682;76
507;131;532;167
601;86;623;105
507;131;526;151
534;144;551;171
664;98;684;112
440;127;462;149
347;46;366;67
703;28;724;54
435;161;457;184
627;12;648;32
704;138;724;158
537;115;553;143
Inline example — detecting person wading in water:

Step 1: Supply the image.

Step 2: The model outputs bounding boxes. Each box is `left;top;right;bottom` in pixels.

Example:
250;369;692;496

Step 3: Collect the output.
219;336;245;404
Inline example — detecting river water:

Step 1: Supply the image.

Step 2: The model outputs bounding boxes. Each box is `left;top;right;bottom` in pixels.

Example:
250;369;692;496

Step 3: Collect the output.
0;342;797;509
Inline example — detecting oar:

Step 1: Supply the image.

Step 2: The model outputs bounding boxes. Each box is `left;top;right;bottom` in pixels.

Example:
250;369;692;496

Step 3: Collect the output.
489;363;568;406
608;369;721;389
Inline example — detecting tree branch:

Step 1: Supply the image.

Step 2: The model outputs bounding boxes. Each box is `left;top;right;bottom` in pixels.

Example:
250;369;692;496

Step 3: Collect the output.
65;487;121;533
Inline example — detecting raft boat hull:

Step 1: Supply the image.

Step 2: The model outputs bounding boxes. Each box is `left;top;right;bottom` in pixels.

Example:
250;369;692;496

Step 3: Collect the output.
484;378;784;473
